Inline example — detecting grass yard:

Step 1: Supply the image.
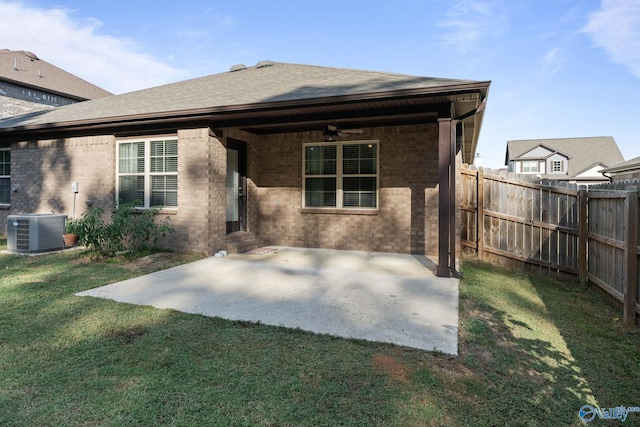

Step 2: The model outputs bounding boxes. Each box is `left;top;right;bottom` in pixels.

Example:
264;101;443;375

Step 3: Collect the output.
1;237;639;426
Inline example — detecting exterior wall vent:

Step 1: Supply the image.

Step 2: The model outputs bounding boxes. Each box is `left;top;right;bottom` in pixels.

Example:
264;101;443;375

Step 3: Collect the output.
7;214;66;253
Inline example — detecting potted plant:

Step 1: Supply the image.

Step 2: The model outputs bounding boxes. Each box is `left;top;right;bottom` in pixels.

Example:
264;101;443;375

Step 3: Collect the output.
63;217;81;247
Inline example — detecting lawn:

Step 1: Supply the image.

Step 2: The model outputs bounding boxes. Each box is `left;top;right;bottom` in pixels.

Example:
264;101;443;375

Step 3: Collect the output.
1;238;639;426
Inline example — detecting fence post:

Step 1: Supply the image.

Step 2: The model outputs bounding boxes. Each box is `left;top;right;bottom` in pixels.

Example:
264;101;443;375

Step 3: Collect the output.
578;188;588;285
624;190;638;325
477;168;484;259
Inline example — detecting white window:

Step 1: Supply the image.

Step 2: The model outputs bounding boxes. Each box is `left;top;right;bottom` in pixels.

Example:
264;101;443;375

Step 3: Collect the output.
303;141;378;209
117;138;177;208
521;160;539;173
0;148;9;204
552;160;564;172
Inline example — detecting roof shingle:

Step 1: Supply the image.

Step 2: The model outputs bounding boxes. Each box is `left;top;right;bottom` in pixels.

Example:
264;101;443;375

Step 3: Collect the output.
0;61;482;129
0;49;112;100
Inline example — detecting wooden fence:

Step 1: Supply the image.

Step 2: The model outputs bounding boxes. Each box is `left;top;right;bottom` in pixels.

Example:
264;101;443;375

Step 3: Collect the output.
461;166;639;325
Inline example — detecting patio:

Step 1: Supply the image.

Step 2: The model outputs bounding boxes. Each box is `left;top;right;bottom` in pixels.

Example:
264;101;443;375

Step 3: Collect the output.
77;246;459;354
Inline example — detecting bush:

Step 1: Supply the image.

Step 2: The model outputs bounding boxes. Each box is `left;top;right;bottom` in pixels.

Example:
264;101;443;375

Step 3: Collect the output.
75;201;173;258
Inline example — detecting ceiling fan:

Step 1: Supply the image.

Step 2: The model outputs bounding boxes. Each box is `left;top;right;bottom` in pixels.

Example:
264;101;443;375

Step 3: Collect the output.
323;124;364;141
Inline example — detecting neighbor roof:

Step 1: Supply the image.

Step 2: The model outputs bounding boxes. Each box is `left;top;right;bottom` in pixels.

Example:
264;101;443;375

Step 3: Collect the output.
0;49;112;100
600;155;640;174
0;61;490;162
505;137;624;178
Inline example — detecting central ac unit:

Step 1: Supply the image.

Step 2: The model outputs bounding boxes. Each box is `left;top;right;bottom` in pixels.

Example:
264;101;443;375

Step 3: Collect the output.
7;214;67;253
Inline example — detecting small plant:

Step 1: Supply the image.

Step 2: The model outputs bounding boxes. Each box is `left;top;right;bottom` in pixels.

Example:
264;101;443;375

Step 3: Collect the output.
65;217;82;235
74;201;173;258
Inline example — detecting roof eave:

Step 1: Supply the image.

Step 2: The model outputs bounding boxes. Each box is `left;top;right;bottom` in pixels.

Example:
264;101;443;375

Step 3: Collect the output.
0;80;490;140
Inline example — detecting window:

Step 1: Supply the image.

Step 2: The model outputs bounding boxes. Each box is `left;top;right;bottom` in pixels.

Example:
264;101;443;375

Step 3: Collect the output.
0;148;9;204
303;141;378;209
521;160;539;173
117;138;177;208
552;160;564;172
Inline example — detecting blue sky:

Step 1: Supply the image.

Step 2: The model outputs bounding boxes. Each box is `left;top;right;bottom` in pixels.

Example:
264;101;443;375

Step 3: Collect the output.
1;0;638;168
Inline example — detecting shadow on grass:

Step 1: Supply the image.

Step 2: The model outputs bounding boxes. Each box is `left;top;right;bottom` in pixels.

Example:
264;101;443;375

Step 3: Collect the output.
5;250;637;426
528;273;640;421
0;251;416;426
449;259;640;426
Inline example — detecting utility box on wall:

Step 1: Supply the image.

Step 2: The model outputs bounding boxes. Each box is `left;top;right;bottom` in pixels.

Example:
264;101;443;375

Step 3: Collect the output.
7;214;67;253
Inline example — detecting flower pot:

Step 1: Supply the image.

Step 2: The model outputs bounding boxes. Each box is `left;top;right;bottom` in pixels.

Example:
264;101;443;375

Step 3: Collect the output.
63;233;78;247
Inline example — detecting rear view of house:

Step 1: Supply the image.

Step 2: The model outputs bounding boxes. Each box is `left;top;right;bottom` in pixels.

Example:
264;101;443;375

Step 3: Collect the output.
0;61;490;276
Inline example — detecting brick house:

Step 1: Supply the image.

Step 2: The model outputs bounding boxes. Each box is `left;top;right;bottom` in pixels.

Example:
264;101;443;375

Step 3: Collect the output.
0;61;490;277
0;49;112;118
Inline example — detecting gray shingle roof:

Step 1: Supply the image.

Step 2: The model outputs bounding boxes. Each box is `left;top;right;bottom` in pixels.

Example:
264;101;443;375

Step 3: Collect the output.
600;155;640;173
0;61;480;129
0;49;112;100
505;137;624;178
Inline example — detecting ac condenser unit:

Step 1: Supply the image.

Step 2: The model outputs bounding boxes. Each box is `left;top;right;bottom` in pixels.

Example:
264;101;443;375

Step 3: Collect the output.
7;214;67;253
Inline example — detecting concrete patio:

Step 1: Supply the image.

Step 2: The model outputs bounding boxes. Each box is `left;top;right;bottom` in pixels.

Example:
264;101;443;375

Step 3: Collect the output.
76;246;459;354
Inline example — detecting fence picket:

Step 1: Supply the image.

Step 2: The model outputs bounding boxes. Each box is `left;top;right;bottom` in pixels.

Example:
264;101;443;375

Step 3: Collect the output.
461;166;639;324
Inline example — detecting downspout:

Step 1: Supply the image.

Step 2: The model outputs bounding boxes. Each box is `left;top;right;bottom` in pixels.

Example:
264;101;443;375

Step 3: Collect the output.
437;98;486;278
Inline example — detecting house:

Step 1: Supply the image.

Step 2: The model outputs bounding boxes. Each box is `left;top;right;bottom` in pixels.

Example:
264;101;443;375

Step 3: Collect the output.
0;61;490;277
0;49;112;118
505;137;624;185
600;156;640;182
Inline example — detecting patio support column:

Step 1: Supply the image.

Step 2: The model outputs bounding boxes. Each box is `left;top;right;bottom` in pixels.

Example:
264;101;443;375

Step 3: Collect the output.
437;117;452;277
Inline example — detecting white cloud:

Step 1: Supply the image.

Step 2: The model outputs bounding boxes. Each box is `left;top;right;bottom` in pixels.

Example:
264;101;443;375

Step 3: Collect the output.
438;1;495;53
584;0;640;78
0;1;188;93
541;47;562;76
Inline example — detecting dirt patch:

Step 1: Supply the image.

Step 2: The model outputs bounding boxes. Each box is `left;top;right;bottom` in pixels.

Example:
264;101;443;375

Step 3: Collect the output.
372;353;410;383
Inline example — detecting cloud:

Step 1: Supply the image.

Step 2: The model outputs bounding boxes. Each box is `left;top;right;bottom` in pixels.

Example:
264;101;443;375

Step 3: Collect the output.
0;1;188;93
583;0;640;78
541;47;562;76
438;1;495;53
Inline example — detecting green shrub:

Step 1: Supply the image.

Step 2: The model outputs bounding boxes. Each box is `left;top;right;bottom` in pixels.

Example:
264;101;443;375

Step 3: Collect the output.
64;217;83;235
75;201;173;258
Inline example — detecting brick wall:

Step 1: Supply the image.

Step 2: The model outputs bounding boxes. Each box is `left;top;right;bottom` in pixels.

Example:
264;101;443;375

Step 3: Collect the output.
157;128;227;255
0;95;56;118
1;124;453;258
1;80;77;119
248;124;441;255
1;130;228;256
6;135;115;217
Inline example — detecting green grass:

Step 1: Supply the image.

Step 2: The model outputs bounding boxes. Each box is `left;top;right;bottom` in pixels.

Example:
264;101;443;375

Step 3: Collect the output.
1;237;639;426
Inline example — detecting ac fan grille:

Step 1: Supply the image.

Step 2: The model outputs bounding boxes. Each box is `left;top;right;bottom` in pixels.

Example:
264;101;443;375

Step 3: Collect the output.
15;219;30;250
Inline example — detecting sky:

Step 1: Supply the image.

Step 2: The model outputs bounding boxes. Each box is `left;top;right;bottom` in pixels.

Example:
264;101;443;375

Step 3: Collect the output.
0;0;638;169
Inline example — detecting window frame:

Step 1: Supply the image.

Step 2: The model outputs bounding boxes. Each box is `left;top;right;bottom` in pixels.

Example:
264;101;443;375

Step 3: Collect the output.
552;160;564;172
116;136;178;209
521;160;539;173
302;140;379;210
0;147;9;205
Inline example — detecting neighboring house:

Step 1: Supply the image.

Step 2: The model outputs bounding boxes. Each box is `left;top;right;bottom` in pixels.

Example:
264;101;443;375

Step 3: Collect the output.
0;49;112;221
600;156;640;182
0;61;490;277
0;49;112;118
505;136;624;185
